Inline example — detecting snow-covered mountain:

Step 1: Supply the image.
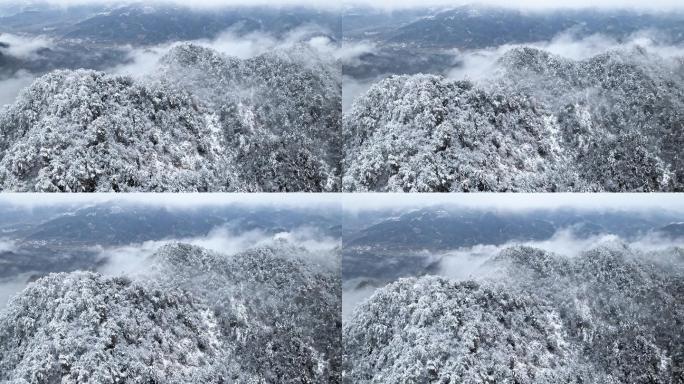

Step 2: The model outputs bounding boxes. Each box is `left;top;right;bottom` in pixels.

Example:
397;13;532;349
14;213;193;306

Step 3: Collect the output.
0;242;342;383
343;47;683;192
0;43;341;192
344;245;683;383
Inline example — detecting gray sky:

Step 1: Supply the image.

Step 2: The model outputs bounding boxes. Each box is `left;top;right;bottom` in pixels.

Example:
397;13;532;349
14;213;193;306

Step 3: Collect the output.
342;193;684;212
1;0;683;10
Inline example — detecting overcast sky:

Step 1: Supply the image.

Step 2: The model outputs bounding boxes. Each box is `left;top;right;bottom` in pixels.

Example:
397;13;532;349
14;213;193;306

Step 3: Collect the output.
1;0;683;10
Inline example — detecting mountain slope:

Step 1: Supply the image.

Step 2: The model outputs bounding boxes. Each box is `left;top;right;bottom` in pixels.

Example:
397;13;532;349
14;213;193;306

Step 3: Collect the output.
0;69;232;192
149;242;342;383
344;245;684;383
158;43;342;191
0;44;341;191
343;74;578;192
495;46;684;190
0;242;342;383
344;47;683;191
0;272;227;383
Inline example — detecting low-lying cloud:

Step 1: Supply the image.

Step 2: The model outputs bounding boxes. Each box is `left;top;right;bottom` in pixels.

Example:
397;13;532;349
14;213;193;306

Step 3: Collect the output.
438;229;684;281
0;273;31;310
111;25;351;77
343;75;378;111
0;71;36;107
0;33;52;106
0;224;339;309
0;33;53;60
0;238;16;253
343;30;684;114
342;227;684;320
0;24;353;107
447;30;684;82
96;225;340;277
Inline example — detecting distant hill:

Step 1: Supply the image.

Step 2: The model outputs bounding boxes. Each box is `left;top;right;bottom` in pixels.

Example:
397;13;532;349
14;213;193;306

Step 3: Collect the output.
385;6;684;49
656;222;684;239
0;4;341;43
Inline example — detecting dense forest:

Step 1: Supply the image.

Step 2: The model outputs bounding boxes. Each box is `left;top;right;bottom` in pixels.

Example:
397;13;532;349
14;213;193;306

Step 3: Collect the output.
344;244;684;383
0;43;341;192
0;242;342;383
343;47;684;192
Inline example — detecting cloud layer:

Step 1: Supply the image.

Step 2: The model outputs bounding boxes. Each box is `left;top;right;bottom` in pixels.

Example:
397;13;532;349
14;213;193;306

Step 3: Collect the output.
0;33;54;107
447;30;684;82
343;30;684;111
95;225;340;277
0;33;53;59
437;229;683;281
0;223;340;309
342;227;684;320
0;274;30;310
0;24;368;107
0;239;16;253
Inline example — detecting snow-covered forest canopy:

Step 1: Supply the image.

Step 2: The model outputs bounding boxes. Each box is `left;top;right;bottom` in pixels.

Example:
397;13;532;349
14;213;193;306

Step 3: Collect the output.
343;46;684;191
0;195;342;383
2;3;684;191
0;3;344;192
0;43;341;192
341;4;684;192
341;195;684;383
344;244;684;383
0;242;342;383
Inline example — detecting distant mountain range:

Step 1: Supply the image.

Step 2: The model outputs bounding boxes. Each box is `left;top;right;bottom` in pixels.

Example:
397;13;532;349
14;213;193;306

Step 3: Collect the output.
342;207;684;280
656;222;684;239
382;6;684;49
0;202;340;279
0;4;341;43
342;6;684;78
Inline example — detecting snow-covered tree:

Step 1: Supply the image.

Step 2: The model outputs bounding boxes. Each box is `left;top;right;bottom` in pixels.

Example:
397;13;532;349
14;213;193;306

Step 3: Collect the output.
344;245;683;383
0;242;342;383
0;43;342;192
343;46;683;192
